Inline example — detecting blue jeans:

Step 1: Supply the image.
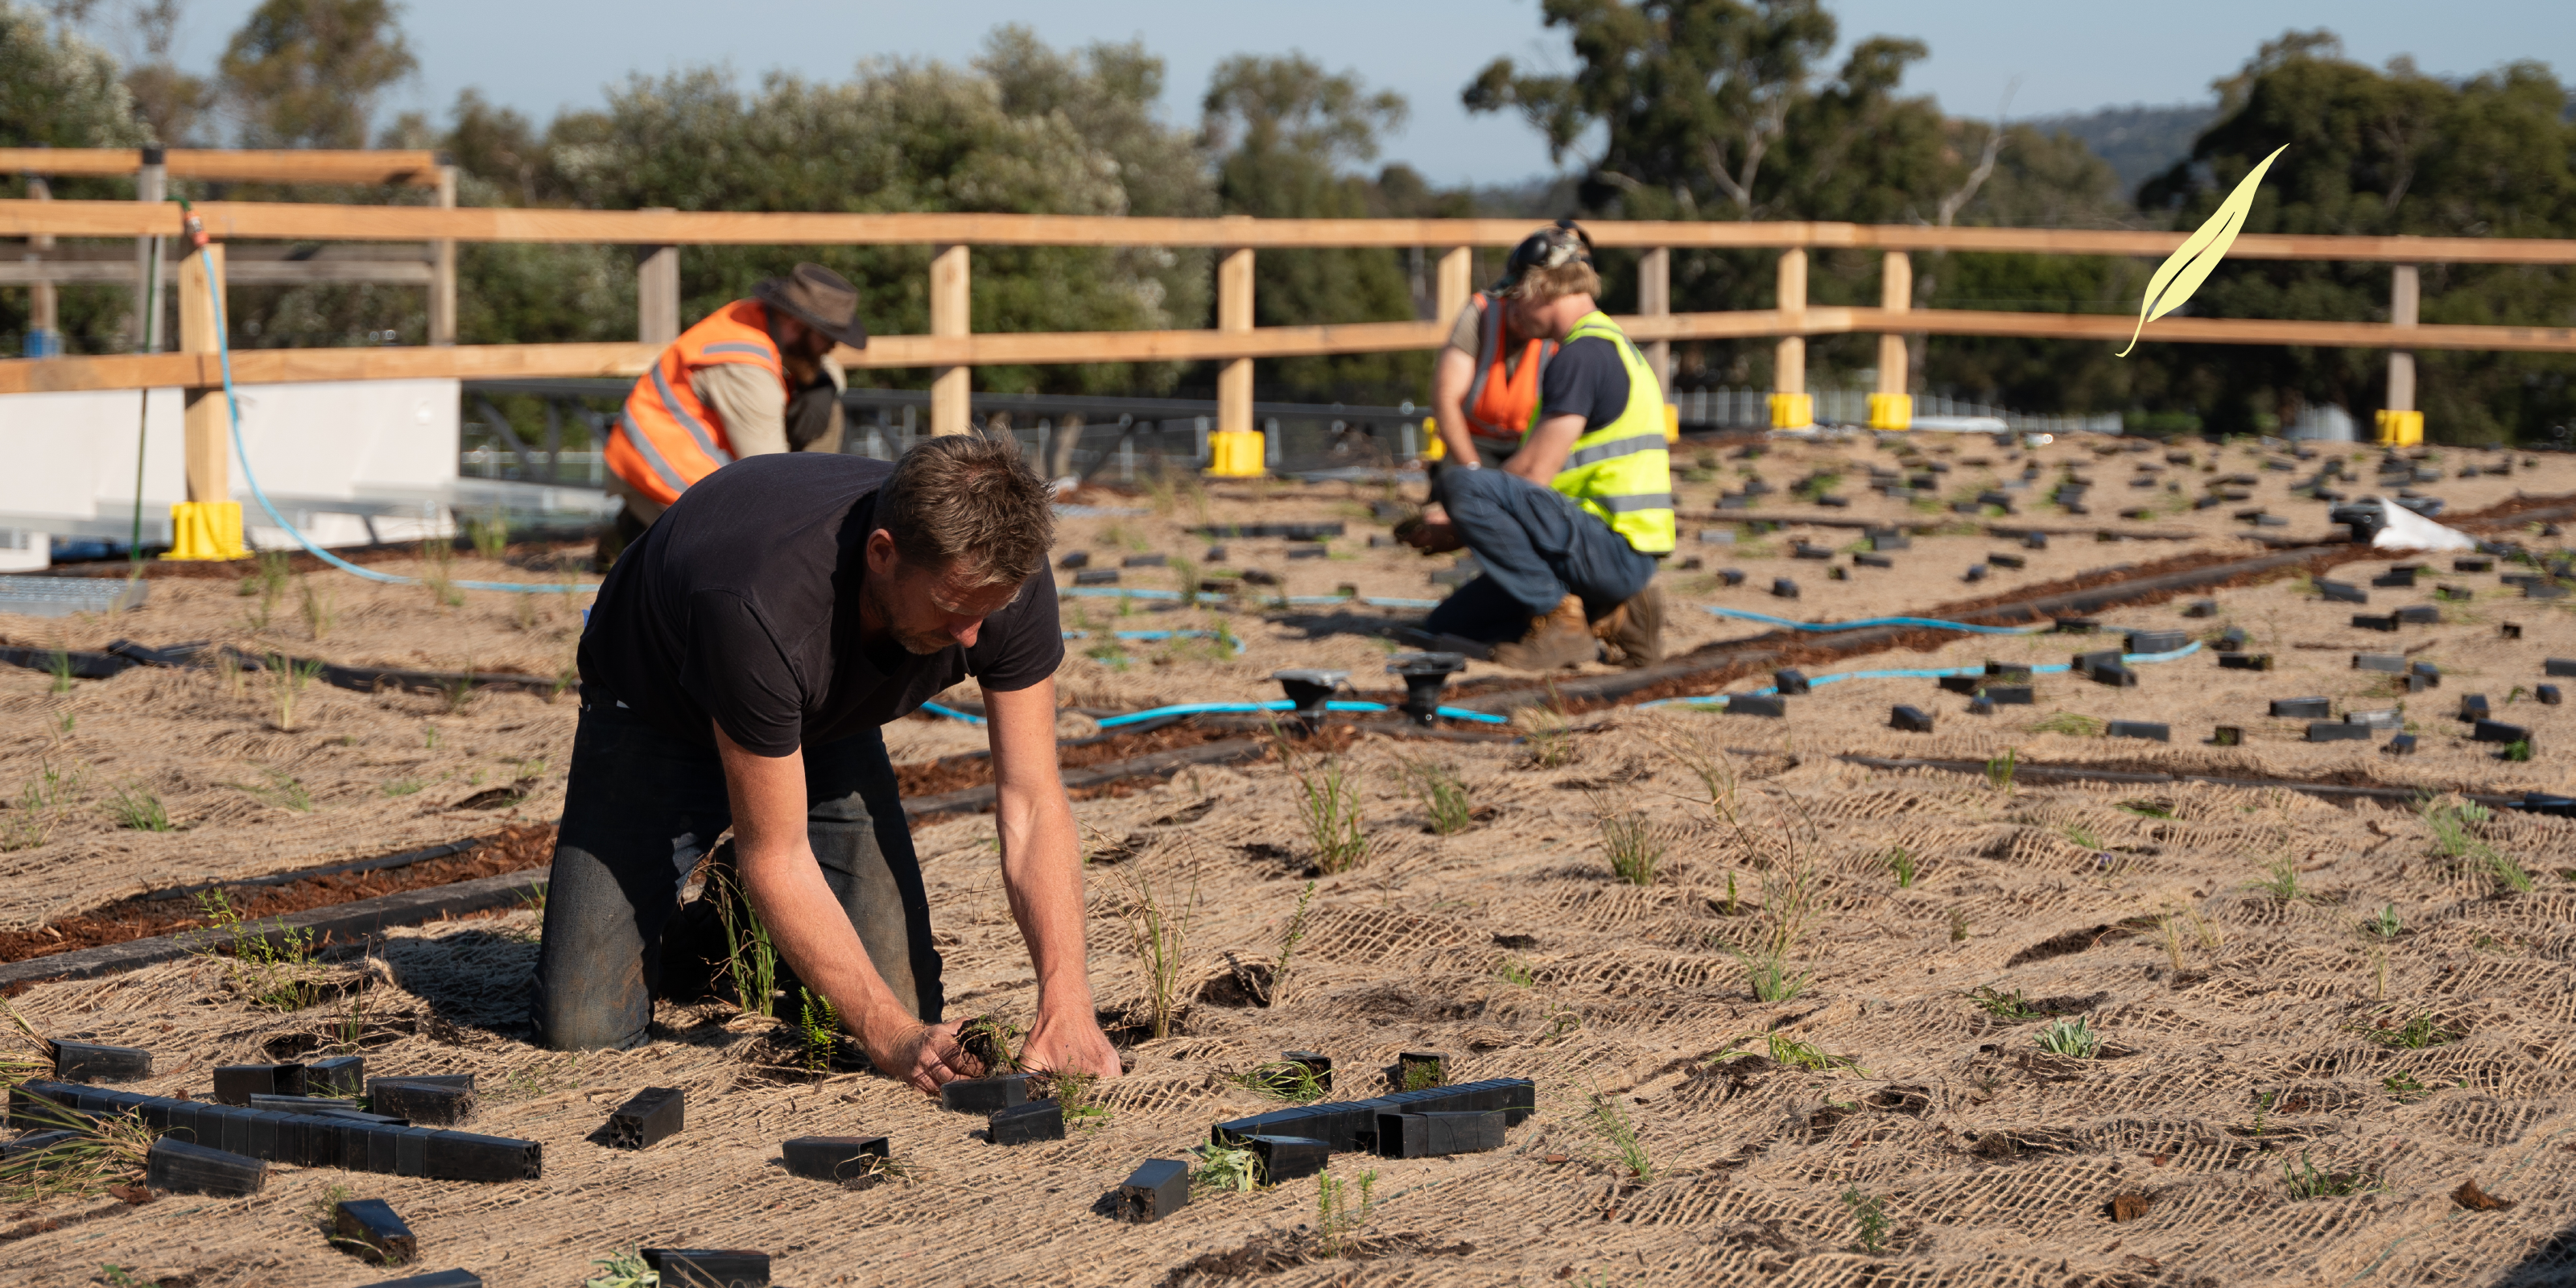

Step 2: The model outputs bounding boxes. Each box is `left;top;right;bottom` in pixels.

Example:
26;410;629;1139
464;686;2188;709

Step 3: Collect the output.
530;702;943;1050
1425;467;1657;642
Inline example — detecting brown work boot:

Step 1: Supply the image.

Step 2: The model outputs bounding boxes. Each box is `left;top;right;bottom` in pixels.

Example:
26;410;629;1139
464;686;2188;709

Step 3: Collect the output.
1490;595;1596;671
1592;584;1666;667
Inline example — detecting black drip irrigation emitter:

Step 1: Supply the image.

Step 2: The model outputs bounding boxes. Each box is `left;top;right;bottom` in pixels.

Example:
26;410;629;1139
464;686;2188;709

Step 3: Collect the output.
1385;652;1466;726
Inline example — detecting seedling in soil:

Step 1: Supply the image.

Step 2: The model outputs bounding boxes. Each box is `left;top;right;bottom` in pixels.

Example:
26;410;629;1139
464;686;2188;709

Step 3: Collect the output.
957;1013;1023;1075
1236;1061;1330;1104
1188;1141;1261;1194
1289;753;1369;873
1734;948;1812;1003
2252;852;2302;902
2034;1017;2103;1059
2422;801;2532;893
1767;1032;1860;1075
1314;1169;1379;1257
105;784;173;832
2364;905;2405;939
1842;1189;1893;1254
1399;758;1474;835
1880;848;1918;888
796;989;840;1075
2059;824;2103;851
1397;1051;1447;1091
1266;880;1318;1005
1949;908;1971;943
267;654;324;731
2281;1150;2382;1199
0;1086;154;1203
2355;1012;2460;1050
2384;1071;2434;1103
1120;865;1198;1041
1596;807;1663;887
1036;1072;1111;1128
1969;986;2044;1022
4;757;82;851
237;766;313;812
1517;705;1576;769
2030;711;2104;737
1585;1093;1654;1184
1497;957;1537;988
709;866;778;1018
584;1249;656;1288
299;576;340;640
192;889;325;1012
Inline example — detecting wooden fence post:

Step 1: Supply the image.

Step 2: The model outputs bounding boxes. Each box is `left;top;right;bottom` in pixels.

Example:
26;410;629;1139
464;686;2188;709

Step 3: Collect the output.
25;175;56;357
2377;265;2421;445
635;208;679;347
1435;246;1472;328
929;243;971;436
1770;247;1810;428
134;147;165;353
427;161;456;346
1869;250;1912;429
1639;246;1671;390
1207;248;1262;475
167;242;245;559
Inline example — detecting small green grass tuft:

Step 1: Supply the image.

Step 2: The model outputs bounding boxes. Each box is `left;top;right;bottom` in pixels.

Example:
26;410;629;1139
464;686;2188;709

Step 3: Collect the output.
2281;1150;2382;1199
1842;1188;1893;1254
1586;1092;1654;1184
1734;947;1812;1002
104;784;172;832
2363;904;2403;939
2034;1016;2103;1059
1969;985;2044;1022
1767;1030;1861;1074
1879;847;1918;888
1236;1060;1329;1104
1599;809;1664;887
2355;1012;2460;1050
2029;711;2105;737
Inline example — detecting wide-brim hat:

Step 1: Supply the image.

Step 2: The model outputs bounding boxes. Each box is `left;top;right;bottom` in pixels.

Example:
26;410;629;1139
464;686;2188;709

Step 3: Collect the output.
753;262;870;349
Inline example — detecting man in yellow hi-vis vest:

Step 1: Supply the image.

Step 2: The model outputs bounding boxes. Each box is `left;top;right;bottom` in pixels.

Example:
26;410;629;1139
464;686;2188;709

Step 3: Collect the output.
1402;225;1673;669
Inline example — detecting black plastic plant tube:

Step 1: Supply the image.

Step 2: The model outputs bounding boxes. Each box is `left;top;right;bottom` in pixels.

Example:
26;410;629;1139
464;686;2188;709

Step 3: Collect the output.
1890;705;1934;733
1397;1051;1447;1088
248;1094;395;1123
1726;694;1785;717
989;1099;1065;1146
1936;675;1980;695
332;1199;419;1265
1373;1109;1508;1159
356;1271;481;1288
1246;1134;1331;1183
2218;654;2272;671
423;1129;541;1182
1985;685;2034;705
146;1137;265;1197
1773;668;1811;695
2541;685;2563;706
2270;697;2331;719
212;1063;303;1104
2106;721;2169;742
2316;580;2367;604
2385;734;2419;755
609;1086;685;1150
1;1129;78;1157
939;1074;1030;1115
781;1134;891;1185
643;1249;771;1288
2548;659;2576;677
369;1078;475;1127
2473;720;2532;745
1117;1159;1191;1223
307;1055;365;1098
2308;722;2373;743
2125;630;2187;654
52;1040;151;1083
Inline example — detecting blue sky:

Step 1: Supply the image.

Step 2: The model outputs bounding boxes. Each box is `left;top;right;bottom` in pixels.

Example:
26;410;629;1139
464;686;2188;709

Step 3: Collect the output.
136;0;2563;186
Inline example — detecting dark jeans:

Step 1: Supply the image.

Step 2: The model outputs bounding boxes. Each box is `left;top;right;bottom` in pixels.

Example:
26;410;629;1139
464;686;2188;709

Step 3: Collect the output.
530;702;943;1050
1425;466;1657;643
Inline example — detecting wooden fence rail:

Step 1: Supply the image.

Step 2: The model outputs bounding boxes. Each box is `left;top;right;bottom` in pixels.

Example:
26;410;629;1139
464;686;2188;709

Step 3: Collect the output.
4;188;2572;510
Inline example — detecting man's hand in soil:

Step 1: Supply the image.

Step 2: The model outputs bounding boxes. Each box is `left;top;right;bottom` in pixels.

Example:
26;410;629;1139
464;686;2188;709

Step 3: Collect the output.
1019;1002;1123;1080
1397;517;1464;554
868;1018;972;1096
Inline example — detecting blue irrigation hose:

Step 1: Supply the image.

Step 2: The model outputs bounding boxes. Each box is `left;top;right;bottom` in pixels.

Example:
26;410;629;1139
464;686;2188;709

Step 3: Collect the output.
1703;605;2052;635
919;698;1507;728
203;241;597;594
1638;641;2203;708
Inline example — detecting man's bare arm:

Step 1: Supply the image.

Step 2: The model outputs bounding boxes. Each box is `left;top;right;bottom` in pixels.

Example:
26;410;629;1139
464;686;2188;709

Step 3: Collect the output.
716;722;967;1093
1430;345;1480;469
985;678;1121;1078
1507;412;1584;483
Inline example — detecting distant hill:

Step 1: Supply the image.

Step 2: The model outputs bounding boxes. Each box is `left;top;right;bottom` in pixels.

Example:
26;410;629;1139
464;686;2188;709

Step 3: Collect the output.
2023;103;2216;200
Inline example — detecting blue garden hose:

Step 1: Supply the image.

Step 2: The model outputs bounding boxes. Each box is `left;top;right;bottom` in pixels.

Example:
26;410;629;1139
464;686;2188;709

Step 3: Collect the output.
202;236;598;594
919;697;1508;728
1703;605;2053;635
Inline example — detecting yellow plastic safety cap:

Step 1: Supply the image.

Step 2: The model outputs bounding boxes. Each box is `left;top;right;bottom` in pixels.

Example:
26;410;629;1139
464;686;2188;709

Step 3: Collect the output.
1662;404;1680;444
1868;393;1913;431
164;501;248;561
2374;409;2423;447
1769;393;1814;430
1206;429;1266;478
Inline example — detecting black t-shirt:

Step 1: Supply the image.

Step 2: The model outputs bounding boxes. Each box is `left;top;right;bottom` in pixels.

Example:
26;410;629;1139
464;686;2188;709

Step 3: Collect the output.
579;453;1063;757
1538;335;1631;432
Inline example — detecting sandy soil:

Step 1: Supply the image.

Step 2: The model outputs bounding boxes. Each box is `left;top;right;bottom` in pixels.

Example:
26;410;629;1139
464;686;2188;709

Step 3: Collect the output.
0;435;2570;1286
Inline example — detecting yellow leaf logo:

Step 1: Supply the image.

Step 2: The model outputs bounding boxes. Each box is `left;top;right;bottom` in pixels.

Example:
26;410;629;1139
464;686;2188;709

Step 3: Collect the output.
2119;144;2289;357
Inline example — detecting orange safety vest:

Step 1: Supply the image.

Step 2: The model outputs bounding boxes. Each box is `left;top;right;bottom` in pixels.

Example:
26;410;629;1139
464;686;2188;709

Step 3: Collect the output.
608;299;787;506
1459;291;1556;445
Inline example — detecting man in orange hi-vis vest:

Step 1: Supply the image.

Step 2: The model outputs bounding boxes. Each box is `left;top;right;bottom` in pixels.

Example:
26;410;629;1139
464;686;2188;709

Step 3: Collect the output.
601;262;872;564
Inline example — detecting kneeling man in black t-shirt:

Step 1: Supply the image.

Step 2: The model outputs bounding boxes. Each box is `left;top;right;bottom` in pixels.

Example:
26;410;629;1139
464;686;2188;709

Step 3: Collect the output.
534;435;1119;1093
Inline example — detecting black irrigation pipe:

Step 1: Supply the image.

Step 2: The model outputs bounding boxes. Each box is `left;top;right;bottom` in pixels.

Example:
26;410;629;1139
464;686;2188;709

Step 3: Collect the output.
0;639;567;697
1833;754;2569;815
0;870;547;989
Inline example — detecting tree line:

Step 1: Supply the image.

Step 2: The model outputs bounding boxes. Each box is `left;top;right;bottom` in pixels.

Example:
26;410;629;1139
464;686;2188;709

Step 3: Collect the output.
3;0;2570;444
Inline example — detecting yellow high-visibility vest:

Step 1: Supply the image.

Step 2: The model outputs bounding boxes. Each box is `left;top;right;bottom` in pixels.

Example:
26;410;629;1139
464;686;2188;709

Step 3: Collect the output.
1525;312;1675;554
